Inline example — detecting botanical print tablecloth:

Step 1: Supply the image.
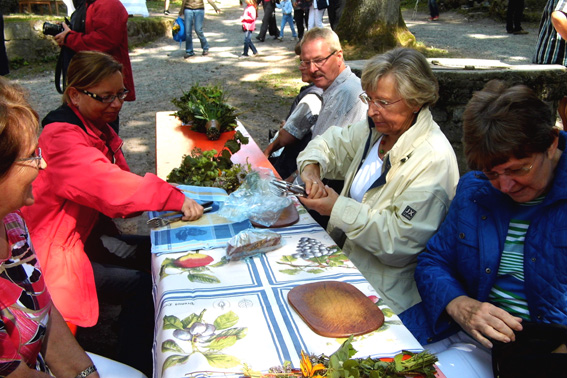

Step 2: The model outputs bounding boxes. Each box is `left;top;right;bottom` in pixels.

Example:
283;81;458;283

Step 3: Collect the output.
152;199;423;378
149;185;252;254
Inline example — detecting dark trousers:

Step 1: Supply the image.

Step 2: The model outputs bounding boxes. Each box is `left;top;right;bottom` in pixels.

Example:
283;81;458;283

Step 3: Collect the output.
327;0;344;30
258;0;279;39
428;0;439;18
84;221;153;376
506;0;525;32
294;8;309;39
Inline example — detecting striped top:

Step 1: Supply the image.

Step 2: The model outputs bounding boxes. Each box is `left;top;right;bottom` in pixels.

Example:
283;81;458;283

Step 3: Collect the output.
488;197;544;320
534;0;567;65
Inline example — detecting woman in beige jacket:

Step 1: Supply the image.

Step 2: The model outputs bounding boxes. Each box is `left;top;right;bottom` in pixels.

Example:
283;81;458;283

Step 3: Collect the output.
297;48;459;314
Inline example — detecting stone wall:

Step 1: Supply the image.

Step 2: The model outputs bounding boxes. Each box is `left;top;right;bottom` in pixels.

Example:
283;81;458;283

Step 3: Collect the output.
3;17;174;63
349;59;567;173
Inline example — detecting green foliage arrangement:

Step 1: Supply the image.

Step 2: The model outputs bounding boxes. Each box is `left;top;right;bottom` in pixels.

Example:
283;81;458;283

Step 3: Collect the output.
171;83;241;140
166;130;251;193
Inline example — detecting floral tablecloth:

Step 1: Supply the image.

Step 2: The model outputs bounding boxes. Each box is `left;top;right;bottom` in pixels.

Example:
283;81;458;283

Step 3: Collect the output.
151;199;423;378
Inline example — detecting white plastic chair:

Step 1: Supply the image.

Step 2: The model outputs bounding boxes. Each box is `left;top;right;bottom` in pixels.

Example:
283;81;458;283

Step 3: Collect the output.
86;352;148;378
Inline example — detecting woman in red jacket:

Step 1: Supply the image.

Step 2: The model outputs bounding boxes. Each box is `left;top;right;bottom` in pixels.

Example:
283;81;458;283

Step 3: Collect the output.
21;51;204;375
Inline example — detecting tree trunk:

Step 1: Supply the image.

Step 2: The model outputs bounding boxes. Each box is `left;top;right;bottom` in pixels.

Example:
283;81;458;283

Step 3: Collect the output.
335;0;416;58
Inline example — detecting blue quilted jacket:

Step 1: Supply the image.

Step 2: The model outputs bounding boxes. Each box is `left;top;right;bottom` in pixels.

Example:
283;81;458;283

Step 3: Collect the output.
400;132;567;345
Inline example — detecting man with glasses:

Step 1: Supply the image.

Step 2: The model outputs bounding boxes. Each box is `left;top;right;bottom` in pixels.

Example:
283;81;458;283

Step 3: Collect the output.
299;27;367;138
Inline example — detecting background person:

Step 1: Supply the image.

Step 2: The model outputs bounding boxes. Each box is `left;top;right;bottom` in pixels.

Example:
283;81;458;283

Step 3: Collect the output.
400;80;567;377
21;51;204;376
0;76;102;378
297;48;459;314
53;0;135;135
179;0;221;58
240;0;259;57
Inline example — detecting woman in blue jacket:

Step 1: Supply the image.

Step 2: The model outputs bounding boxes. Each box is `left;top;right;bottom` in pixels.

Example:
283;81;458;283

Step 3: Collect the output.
400;80;567;377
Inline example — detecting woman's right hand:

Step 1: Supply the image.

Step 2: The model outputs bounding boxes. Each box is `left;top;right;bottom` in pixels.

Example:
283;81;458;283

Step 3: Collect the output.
180;197;204;221
446;296;524;348
300;163;327;199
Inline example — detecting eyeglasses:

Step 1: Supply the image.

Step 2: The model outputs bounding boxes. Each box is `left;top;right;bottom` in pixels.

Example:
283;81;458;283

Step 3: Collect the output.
18;147;42;169
359;92;403;109
479;157;538;180
82;89;129;103
299;51;337;69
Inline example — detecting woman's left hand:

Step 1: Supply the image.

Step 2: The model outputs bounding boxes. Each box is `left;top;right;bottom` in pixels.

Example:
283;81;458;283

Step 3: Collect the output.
299;185;339;216
180;197;204;221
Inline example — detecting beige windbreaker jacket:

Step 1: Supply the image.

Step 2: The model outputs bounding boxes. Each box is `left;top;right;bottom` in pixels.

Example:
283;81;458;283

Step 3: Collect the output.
297;108;459;313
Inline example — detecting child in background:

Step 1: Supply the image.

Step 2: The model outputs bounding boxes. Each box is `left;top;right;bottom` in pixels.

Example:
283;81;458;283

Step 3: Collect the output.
240;0;259;58
276;0;297;41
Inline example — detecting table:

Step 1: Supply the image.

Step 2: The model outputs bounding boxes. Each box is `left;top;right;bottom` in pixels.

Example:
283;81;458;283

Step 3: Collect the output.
152;113;429;378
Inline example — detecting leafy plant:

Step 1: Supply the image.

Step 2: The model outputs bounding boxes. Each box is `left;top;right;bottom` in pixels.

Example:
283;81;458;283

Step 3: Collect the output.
304;336;438;378
171;83;241;140
166;130;251;193
161;309;247;375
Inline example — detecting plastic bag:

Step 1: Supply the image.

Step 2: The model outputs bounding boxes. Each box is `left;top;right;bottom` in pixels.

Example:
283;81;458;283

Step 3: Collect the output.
217;169;292;227
173;16;186;42
226;229;282;261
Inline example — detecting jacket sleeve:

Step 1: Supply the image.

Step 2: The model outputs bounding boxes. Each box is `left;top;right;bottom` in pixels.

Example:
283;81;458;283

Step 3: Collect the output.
330;154;454;269
297;119;369;180
414;175;477;337
64;0;128;54
40;124;186;218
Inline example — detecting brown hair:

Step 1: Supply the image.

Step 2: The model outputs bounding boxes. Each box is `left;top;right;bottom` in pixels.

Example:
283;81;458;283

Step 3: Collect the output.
463;80;556;171
0;77;39;179
63;51;123;104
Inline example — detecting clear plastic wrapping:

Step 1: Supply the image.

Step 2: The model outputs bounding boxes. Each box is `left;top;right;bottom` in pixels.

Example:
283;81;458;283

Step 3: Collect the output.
217;169;292;227
226;229;282;261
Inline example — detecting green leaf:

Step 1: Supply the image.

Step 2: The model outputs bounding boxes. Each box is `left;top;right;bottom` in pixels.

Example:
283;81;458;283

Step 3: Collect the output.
381;308;395;318
212;327;248;340
181;313;200;329
214;311;239;329
306;268;325;274
161;339;185;353
162;354;189;373
207;334;238;350
187;272;221;284
203;352;241;368
211;256;230;267
279;268;301;275
280;255;297;263
163;315;184;330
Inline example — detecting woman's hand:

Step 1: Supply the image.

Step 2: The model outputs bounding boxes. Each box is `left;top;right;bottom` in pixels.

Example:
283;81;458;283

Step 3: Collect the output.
54;23;71;46
180;197;204;221
299;185;339;216
446;296;523;348
300;164;327;199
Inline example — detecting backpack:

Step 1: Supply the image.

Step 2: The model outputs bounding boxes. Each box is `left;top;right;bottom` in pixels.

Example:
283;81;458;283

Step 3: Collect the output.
55;0;88;94
172;16;186;43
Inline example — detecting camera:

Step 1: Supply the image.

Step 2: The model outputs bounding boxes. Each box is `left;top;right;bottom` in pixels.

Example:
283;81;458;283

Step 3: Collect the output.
42;22;64;36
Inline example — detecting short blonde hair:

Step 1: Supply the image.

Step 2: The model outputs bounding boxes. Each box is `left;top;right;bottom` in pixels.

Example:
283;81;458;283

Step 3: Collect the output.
63;51;123;104
0;77;39;179
361;48;438;109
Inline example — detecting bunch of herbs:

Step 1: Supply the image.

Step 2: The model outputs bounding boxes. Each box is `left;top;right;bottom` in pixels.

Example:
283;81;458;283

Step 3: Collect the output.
167;130;251;193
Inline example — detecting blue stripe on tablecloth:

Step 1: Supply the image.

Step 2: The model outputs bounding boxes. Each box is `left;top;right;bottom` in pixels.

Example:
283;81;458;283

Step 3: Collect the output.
157;289;294;368
151;219;252;254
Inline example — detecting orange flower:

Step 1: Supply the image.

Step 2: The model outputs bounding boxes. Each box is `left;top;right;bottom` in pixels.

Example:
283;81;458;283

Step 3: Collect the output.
300;351;326;378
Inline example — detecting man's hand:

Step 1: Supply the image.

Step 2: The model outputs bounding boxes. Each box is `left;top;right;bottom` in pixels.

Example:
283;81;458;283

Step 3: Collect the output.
54;22;71;46
446;296;523;348
180;197;204;221
299;184;338;216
